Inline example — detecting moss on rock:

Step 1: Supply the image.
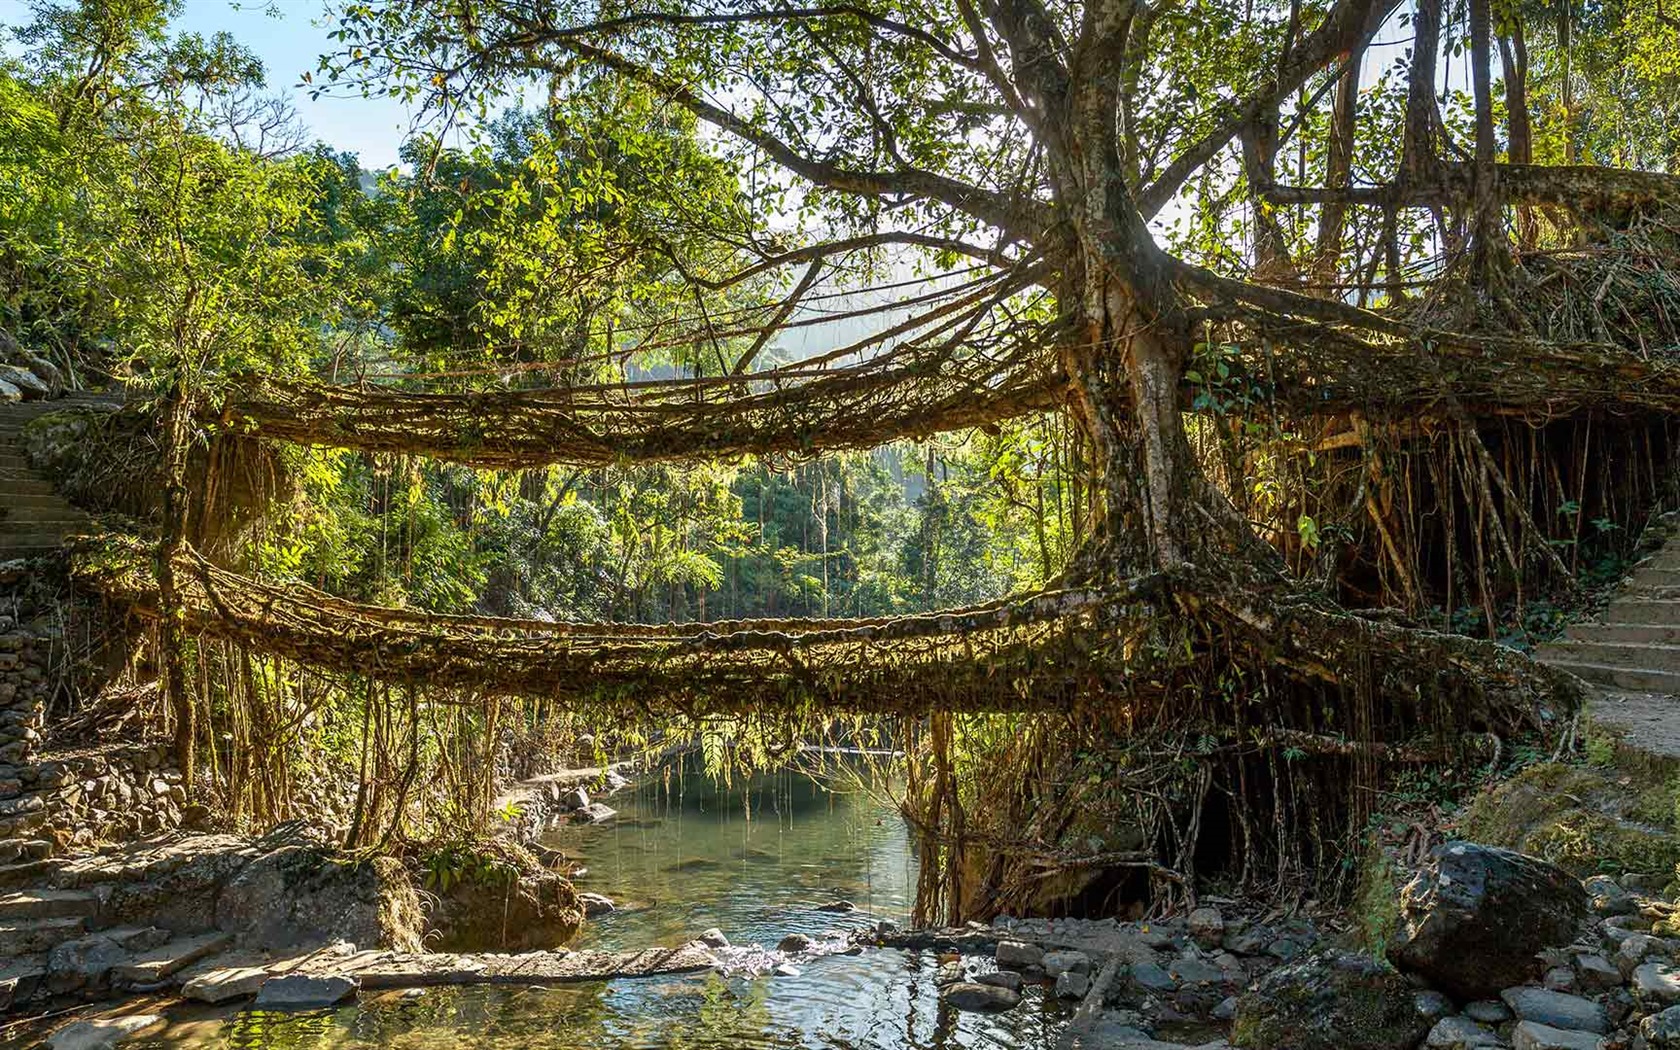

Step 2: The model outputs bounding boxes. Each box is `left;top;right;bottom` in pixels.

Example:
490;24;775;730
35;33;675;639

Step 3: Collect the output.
1460;761;1680;881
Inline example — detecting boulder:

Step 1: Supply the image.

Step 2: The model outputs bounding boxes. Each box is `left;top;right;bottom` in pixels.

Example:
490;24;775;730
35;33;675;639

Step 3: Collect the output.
0;378;20;404
942;981;1021;1012
1583;875;1635;916
1387;842;1588;1000
1499;988;1607;1034
574;802;617;824
1230;951;1431;1050
252;973;359;1009
578;893;616;917
0;365;48;400
47;1015;163;1050
218;847;423;952
1510;1021;1601;1050
561;787;589;811
697;928;729;949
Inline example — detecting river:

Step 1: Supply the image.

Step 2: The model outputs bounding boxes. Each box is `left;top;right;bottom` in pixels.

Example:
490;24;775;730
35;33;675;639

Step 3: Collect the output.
120;765;1077;1049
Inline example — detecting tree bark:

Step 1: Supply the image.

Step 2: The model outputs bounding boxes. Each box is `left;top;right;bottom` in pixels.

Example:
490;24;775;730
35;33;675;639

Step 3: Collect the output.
157;386;197;793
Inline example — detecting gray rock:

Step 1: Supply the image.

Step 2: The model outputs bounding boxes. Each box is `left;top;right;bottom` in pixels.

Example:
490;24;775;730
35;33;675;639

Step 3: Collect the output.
1044;949;1091;977
1464;994;1518;1021
942;981;1021;1012
1499;988;1607;1034
1189;907;1226;948
1056;970;1091;999
1170;958;1226;985
816;900;855;913
46;1015;163;1050
0;365;47;400
1416;989;1455;1020
1583;875;1635;917
697;928;729;949
1230;951;1431;1050
1643;1003;1680;1047
1131;961;1177;992
1509;1021;1601;1050
1212;995;1239;1021
772;963;801;977
995;940;1044;971
1388;843;1587;1000
0;378;20;403
573;802;616;824
975;970;1023;992
252;973;359;1009
1542;966;1577;992
46;934;131;994
1426;1016;1504;1048
561;787;589;811
1635;961;1680;1006
1573;953;1621;992
578;893;615;917
182;965;270;1004
777;933;814;954
1618;934;1666;977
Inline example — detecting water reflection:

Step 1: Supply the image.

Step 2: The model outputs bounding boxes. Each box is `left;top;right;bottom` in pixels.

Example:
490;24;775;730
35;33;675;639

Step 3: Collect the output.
128;953;1069;1050
545;764;915;950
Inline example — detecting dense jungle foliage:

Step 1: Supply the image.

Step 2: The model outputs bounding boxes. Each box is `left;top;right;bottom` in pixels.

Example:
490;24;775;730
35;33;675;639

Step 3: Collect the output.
1;0;1081;623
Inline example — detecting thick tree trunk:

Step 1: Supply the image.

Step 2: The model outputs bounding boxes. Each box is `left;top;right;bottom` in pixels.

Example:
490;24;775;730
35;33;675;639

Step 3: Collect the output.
157;387;197;793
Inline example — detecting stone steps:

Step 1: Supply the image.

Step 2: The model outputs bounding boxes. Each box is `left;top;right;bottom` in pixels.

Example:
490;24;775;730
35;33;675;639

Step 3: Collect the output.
0;888;99;922
1538;660;1680;696
1544;641;1680;675
0;916;87;956
1566;623;1680;646
0;394;109;560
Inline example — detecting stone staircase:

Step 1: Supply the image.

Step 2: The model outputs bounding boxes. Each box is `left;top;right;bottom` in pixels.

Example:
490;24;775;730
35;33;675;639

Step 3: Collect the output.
0;393;121;561
0;844;234;1011
1538;522;1680;761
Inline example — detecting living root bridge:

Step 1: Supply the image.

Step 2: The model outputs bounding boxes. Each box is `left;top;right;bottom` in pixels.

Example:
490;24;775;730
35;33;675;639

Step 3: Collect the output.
71;533;1580;739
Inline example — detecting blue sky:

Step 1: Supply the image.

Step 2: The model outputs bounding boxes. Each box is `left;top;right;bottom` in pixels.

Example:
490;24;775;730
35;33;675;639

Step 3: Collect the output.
0;0;416;167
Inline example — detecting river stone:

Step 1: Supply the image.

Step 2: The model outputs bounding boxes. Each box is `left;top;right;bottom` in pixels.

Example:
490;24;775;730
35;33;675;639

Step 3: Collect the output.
0;365;47;400
976;970;1023;992
697;928;729;949
578;893;615;917
1131;961;1177;992
1635;961;1680;1005
1617;933;1667;976
182;965;270;1004
252;973;359;1009
0;378;20;403
772;963;801;977
1056;970;1091;999
1170;958;1226;986
573;803;616;825
1388;842;1588;1000
1510;1021;1601;1050
816;900;856;913
1044;949;1091;977
47;1015;163;1050
561;787;589;811
1643;1004;1680;1047
995;941;1044;970
1465;1000;1513;1024
1230;951;1430;1050
943;981;1021;1012
1499;988;1607;1033
777;933;815;953
1415;990;1454;1021
1426;1016;1503;1048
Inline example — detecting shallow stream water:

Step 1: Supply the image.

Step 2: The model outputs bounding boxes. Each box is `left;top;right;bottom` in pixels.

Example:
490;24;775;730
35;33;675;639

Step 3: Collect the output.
112;766;1076;1050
